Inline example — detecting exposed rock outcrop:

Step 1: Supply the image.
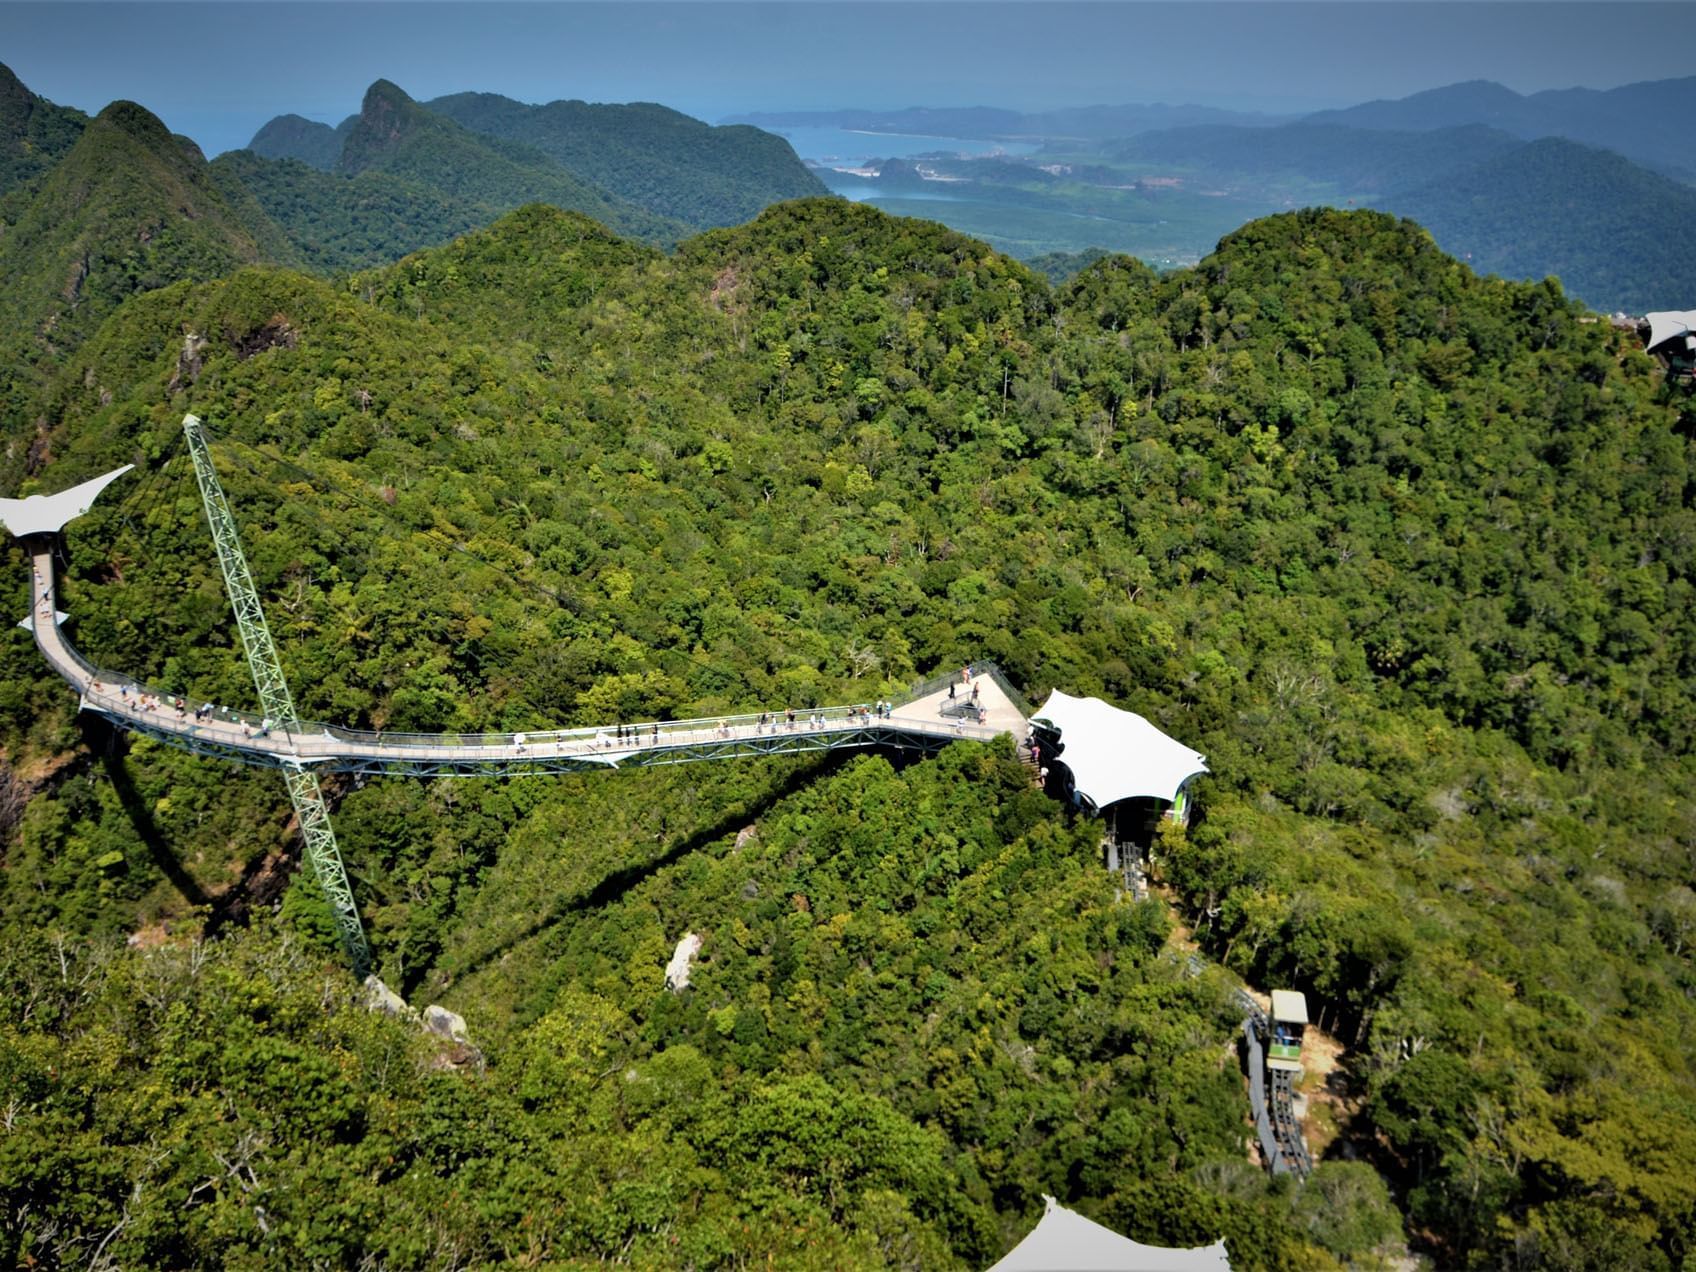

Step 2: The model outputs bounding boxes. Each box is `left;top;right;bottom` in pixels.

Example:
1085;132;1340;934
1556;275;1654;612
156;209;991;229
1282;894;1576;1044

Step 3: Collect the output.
664;931;703;991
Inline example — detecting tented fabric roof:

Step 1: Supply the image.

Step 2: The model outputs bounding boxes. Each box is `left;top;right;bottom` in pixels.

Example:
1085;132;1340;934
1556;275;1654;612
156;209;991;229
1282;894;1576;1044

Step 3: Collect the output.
986;1195;1231;1271
0;466;133;538
1644;310;1696;354
1033;690;1208;808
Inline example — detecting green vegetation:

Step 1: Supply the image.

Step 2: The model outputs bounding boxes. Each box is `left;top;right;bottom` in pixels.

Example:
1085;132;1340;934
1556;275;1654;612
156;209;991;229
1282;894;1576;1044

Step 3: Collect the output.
1023;246;1113;284
232;78;828;269
2;180;1694;1267
822;180;1252;269
0;748;1403;1269
426;91;827;229
0;99;297;436
332;80;685;248
1385;136;1696;315
0;61;87;197
209;150;492;274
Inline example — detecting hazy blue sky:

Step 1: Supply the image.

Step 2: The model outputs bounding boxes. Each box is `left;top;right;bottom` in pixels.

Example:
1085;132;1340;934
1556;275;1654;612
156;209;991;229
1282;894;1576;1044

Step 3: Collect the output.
1;2;1687;156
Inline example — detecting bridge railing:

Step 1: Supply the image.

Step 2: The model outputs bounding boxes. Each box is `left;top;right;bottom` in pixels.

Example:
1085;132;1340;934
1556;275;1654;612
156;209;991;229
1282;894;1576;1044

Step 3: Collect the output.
72;646;1001;759
47;579;1012;760
313;700;998;756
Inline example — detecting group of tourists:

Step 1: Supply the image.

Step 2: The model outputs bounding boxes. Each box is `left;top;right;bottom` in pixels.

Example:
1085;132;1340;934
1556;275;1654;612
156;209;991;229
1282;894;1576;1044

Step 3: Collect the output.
757;709;825;732
111;682;198;722
592;723;662;748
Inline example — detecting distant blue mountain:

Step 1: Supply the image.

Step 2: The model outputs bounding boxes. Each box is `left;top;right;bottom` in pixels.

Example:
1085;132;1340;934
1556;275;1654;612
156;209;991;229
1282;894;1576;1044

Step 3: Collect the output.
726;102;1286;141
1380;136;1696;314
1305;76;1696;176
1106;123;1522;193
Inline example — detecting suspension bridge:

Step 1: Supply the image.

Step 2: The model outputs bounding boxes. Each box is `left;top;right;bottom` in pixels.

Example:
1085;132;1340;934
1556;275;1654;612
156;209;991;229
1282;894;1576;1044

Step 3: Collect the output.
7;416;1032;974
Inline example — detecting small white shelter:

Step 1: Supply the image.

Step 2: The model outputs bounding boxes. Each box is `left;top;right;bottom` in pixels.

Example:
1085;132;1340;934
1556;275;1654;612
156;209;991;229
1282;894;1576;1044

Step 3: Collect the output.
987;1195;1231;1271
1032;690;1207;813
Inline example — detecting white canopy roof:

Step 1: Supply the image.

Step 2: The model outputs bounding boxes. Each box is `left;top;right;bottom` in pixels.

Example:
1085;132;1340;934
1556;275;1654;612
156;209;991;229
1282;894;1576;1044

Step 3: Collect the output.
987;1195;1231;1271
1643;310;1696;354
1034;690;1207;809
0;465;133;538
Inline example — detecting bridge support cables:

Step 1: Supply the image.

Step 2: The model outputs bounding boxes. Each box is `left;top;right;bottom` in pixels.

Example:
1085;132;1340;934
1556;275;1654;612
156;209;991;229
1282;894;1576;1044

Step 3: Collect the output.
183;414;371;978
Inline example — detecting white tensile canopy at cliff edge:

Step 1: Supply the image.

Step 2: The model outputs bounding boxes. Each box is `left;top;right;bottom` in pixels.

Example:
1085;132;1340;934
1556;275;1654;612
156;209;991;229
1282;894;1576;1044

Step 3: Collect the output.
1643;310;1696;355
1033;689;1207;809
986;1195;1231;1271
0;466;133;538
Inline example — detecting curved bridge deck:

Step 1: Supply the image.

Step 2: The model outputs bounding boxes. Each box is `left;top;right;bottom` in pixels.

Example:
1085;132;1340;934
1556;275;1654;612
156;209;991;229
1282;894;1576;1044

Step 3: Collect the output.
27;544;1028;778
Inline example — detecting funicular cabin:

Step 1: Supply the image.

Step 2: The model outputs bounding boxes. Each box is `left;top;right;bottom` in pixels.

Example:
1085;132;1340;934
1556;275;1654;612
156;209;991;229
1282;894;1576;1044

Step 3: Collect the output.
1266;989;1308;1075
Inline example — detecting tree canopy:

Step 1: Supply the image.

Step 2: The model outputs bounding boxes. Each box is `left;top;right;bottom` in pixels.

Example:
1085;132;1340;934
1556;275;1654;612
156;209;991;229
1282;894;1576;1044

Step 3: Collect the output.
1;195;1693;1267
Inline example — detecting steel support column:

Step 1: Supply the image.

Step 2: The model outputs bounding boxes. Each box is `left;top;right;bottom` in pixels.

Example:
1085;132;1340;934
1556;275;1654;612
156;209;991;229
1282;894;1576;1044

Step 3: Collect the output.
182;414;371;977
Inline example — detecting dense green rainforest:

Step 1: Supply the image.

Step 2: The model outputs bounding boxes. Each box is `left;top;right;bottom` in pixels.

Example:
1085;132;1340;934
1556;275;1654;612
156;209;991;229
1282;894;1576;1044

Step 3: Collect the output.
1;195;1694;1269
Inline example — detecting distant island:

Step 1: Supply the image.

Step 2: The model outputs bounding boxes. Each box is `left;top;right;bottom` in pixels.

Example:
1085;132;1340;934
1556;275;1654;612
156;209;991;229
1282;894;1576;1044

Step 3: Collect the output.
769;76;1696;311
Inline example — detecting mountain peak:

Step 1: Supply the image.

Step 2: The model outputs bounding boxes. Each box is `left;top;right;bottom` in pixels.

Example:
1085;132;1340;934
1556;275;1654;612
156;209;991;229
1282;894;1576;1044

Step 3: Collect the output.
95;99;176;146
0;63;36;140
0;61;27;106
363;79;416;113
249;113;347;170
338;80;430;175
1;64;90;197
0;87;285;364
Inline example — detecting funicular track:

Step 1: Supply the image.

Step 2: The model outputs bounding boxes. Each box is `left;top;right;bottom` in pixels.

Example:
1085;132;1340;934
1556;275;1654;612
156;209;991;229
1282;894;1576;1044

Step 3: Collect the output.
1235;989;1314;1178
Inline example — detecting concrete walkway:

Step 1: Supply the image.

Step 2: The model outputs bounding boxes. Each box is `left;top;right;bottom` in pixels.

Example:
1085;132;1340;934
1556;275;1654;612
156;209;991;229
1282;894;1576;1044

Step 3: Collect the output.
27;544;1028;776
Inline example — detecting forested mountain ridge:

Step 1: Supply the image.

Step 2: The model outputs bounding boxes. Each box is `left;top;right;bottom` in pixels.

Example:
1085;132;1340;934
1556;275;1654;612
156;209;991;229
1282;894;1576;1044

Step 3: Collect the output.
3;194;1694;1267
207;149;496;275
1305;74;1696;173
424;91;827;228
0;98;299;440
330;79;686;246
243;83;827;238
1384;136;1696;314
0;60;87;197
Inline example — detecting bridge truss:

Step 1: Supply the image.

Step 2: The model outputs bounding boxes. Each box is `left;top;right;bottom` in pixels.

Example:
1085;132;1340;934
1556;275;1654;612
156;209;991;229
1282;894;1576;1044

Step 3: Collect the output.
183;414;372;977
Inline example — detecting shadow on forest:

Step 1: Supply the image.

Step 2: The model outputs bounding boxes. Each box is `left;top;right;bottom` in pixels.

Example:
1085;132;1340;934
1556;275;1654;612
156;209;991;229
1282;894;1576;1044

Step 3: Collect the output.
446;748;880;984
88;716;293;937
86;718;214;912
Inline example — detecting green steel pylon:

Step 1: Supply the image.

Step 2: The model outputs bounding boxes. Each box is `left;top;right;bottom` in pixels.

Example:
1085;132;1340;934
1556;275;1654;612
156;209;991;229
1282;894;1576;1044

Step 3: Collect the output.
182;414;372;977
